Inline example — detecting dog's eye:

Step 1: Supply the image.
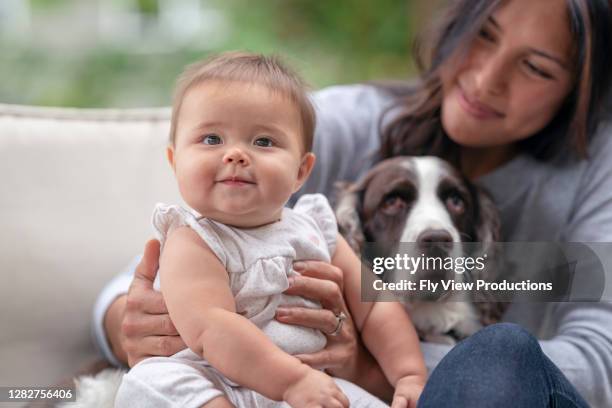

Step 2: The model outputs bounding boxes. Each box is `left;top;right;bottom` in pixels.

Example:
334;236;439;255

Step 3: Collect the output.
381;195;407;215
446;192;465;214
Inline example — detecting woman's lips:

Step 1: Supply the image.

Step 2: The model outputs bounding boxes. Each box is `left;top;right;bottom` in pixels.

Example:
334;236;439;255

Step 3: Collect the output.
457;88;504;120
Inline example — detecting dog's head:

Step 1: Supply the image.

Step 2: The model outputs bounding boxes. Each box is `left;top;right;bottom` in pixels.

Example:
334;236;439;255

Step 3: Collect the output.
336;156;500;296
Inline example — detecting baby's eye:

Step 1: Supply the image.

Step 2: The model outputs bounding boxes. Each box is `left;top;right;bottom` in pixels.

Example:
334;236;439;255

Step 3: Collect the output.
202;134;222;145
254;137;274;147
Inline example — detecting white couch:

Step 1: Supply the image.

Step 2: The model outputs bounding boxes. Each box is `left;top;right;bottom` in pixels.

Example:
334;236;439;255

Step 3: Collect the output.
0;104;182;397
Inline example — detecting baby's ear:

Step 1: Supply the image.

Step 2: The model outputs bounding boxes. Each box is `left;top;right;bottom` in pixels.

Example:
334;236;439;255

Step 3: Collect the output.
294;153;316;192
166;145;176;171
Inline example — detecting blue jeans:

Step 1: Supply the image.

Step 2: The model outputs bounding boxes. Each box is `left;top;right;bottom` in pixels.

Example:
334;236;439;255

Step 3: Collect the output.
417;323;590;408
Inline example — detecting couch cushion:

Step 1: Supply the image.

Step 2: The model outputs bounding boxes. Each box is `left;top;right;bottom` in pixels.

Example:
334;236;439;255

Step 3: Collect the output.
0;104;181;387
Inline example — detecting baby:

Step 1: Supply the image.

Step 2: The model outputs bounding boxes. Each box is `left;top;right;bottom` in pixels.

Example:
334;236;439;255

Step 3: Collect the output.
115;52;427;408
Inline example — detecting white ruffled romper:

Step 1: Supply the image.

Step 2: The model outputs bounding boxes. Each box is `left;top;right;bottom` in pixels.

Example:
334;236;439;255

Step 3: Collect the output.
115;194;388;408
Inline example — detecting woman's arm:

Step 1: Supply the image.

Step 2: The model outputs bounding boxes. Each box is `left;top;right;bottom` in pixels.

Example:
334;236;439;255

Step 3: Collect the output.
536;122;612;407
538;303;612;405
103;294;127;364
93;258;137;366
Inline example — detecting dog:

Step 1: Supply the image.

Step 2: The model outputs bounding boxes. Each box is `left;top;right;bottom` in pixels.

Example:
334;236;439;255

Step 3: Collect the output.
335;156;506;344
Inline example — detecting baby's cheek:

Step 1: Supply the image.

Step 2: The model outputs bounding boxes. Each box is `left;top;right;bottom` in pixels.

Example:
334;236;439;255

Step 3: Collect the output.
176;167;211;207
267;170;297;201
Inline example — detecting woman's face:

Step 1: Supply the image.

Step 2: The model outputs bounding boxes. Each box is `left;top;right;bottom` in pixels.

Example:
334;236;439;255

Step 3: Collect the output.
441;0;576;148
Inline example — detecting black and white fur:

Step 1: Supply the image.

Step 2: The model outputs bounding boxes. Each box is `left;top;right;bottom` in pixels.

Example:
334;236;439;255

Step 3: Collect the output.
336;156;504;344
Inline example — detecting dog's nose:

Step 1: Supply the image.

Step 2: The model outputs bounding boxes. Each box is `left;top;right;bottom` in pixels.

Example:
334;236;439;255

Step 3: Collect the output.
417;229;453;251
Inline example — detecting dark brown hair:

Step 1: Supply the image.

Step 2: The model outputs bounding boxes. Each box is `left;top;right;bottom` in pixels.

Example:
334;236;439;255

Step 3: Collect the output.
170;51;315;152
380;0;612;165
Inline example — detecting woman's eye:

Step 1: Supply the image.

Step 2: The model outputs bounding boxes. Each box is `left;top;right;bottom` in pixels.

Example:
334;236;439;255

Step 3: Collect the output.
478;28;496;43
202;134;222;145
524;61;553;80
254;137;274;147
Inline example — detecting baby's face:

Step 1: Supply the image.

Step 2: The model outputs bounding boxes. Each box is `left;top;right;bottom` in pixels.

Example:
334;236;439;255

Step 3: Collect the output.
169;80;314;227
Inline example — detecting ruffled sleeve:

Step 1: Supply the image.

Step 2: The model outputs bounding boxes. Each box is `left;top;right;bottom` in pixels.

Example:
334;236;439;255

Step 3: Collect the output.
293;194;338;255
152;203;227;267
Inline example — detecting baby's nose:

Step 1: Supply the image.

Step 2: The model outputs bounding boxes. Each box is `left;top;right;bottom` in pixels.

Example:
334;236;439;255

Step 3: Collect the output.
222;148;250;165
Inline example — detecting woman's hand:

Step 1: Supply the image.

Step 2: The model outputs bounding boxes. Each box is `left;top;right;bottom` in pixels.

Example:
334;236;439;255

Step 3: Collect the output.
276;261;360;378
104;239;186;367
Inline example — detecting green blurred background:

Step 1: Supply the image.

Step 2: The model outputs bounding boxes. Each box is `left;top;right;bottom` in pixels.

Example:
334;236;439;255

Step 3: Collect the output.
0;0;442;108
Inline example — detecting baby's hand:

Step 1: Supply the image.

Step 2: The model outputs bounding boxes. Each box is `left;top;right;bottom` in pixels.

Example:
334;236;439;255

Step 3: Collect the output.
391;376;426;408
283;368;349;408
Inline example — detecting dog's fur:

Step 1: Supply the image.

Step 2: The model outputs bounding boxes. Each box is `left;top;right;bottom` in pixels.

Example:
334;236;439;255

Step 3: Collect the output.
336;156;506;344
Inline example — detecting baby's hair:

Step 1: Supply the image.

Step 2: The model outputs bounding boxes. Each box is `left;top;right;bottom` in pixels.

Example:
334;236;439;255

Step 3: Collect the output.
169;51;315;152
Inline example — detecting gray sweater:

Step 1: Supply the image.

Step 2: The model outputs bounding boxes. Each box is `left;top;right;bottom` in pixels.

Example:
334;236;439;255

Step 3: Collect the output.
94;84;612;407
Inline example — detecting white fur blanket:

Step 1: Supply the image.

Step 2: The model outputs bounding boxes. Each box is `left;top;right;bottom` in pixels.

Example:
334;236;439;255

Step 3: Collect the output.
57;368;125;408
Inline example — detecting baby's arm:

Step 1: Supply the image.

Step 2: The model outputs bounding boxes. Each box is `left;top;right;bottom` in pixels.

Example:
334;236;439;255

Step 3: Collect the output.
160;226;348;407
332;234;427;407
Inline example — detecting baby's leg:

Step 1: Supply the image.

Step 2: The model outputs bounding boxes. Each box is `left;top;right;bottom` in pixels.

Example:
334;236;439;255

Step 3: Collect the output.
200;395;235;408
201;377;384;408
115;349;231;408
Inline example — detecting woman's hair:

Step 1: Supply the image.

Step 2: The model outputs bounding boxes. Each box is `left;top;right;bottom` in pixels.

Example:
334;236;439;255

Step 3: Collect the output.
169;51;315;152
380;0;612;165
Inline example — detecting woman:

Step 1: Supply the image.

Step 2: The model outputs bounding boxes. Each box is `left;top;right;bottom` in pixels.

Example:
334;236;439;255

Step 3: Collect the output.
94;0;612;406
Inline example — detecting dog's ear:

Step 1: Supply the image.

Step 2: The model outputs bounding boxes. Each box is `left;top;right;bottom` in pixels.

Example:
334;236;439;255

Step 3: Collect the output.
471;185;510;324
467;184;502;285
334;181;365;253
474;185;501;255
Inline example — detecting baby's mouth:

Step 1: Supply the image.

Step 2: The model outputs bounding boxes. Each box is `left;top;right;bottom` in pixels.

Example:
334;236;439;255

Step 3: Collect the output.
217;176;256;186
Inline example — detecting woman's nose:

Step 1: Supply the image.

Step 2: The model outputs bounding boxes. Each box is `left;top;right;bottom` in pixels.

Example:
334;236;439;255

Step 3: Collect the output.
222;147;250;166
472;53;508;97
